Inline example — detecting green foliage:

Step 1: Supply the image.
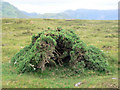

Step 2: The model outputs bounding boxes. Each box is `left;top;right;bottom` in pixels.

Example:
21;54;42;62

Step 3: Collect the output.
11;27;109;73
72;61;85;74
84;45;109;72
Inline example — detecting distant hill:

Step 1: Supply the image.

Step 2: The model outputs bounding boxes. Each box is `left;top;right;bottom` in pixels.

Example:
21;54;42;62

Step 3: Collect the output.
21;11;38;18
2;2;27;18
22;12;70;19
64;9;118;20
1;1;118;20
36;13;70;19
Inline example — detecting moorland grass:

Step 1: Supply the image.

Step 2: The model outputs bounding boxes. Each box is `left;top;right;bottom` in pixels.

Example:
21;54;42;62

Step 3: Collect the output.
2;18;118;88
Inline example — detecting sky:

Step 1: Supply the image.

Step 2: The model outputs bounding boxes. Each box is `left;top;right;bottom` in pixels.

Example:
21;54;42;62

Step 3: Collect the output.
3;0;119;14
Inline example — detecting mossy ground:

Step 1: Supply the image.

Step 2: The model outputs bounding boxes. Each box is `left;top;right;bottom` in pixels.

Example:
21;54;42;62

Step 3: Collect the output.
2;18;118;88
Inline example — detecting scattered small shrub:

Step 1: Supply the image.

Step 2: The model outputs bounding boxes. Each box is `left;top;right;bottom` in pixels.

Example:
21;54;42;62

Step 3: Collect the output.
105;34;118;38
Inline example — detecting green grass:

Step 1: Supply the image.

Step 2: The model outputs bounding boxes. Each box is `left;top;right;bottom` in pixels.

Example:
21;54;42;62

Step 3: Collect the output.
2;18;118;88
2;63;118;88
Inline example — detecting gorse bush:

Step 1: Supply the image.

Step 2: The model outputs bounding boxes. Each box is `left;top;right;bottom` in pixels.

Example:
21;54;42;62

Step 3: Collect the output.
11;27;109;73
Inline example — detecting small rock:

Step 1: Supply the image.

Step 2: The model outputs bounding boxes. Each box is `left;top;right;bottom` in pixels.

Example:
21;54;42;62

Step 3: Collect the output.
21;46;24;49
74;82;82;87
112;78;117;79
9;60;11;63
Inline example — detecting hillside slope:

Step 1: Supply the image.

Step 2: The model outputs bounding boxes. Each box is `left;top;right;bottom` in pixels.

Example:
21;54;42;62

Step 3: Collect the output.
2;2;27;18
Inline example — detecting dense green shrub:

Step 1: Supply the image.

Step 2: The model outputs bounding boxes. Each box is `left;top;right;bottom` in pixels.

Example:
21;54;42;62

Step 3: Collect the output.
84;45;109;72
11;27;109;73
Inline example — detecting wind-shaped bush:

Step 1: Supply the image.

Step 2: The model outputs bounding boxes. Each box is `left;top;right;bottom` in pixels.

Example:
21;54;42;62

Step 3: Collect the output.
11;27;109;73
